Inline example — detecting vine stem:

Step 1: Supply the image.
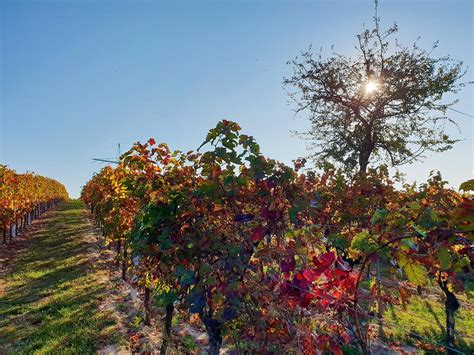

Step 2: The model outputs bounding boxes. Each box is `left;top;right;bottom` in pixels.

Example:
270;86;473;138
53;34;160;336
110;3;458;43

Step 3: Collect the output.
352;232;419;352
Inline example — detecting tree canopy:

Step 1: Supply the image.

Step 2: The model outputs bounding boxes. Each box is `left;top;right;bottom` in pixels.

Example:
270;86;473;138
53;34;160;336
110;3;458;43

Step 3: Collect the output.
284;15;470;173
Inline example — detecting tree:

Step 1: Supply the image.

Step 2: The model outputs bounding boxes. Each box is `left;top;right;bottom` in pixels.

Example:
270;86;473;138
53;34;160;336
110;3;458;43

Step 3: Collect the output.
284;9;469;174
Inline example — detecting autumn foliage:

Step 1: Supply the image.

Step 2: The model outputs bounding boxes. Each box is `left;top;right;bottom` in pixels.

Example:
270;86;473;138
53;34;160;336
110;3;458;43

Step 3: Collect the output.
81;120;473;354
0;165;68;243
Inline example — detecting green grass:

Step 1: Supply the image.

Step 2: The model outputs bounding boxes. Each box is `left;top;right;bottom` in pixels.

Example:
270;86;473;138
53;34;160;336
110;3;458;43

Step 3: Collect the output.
0;200;123;354
359;265;474;353
181;334;198;351
384;295;474;352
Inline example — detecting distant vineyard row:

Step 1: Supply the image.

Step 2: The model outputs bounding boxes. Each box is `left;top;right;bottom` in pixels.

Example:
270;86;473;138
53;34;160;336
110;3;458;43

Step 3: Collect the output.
0;165;68;242
81;120;473;354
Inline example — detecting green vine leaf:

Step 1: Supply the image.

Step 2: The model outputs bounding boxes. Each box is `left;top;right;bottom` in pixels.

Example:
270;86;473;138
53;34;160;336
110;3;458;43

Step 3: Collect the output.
438;248;453;270
398;254;427;286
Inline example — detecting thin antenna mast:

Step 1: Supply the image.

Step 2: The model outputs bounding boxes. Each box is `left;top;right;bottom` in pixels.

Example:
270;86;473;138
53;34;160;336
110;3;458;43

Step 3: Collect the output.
93;143;121;164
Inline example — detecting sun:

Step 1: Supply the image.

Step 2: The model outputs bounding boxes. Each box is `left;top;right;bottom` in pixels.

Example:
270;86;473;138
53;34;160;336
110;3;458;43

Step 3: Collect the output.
364;80;380;94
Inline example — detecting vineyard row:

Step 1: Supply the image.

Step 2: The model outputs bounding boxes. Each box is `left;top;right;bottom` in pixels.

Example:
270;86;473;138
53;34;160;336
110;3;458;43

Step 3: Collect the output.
80;120;473;354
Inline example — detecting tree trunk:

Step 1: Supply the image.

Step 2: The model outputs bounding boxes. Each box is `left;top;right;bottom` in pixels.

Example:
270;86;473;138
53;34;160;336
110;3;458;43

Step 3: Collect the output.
438;277;460;354
358;138;374;175
376;260;384;341
445;291;459;354
160;303;174;355
122;240;128;281
3;224;6;244
358;153;369;174
202;315;223;355
116;239;121;267
144;287;151;326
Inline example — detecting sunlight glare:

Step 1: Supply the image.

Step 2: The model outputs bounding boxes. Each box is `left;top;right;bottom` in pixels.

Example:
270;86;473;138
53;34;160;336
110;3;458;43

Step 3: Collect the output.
364;80;379;95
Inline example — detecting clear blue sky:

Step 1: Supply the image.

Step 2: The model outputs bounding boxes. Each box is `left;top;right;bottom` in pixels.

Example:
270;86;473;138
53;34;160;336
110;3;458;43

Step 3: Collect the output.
1;0;472;198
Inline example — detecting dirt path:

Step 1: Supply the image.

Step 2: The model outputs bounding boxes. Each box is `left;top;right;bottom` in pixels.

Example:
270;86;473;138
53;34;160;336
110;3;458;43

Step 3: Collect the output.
0;200;126;354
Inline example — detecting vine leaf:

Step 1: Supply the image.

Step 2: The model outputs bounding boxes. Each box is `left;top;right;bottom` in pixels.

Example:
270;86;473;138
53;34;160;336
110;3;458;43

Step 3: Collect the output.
398;254;427;286
459;179;474;191
371;208;388;225
438;248;453;270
